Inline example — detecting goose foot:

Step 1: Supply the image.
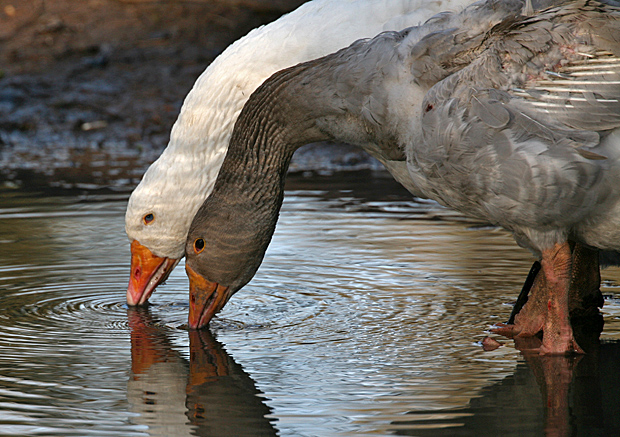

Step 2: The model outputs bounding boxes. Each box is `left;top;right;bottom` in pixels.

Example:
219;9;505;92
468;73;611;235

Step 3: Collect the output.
494;242;587;355
491;265;547;338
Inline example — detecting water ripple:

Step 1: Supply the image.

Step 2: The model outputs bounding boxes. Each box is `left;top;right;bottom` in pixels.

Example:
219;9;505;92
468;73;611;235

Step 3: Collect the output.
1;185;620;436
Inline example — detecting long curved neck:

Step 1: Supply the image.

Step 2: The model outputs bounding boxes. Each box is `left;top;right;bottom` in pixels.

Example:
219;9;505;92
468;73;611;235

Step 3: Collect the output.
189;64;339;290
212;63;335;208
189;46;396;289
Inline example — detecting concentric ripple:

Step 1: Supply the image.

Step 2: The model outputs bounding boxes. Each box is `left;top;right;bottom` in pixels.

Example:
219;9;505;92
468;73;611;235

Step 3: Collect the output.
0;193;161;436
2;179;620;436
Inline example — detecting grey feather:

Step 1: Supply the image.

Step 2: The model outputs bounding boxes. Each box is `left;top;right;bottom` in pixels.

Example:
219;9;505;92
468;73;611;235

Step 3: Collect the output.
471;96;511;128
403;0;620;252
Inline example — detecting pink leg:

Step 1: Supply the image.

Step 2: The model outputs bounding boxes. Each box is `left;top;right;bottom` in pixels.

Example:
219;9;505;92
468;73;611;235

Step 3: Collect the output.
491;269;547;338
538;242;583;355
493;242;586;354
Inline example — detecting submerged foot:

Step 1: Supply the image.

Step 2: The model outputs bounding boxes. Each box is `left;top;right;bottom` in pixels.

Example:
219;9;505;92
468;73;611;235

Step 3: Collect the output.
539;336;584;355
491;267;548;338
495;242;590;355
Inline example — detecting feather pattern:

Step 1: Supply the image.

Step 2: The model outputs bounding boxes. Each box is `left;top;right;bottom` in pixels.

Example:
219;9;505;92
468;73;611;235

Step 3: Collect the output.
403;0;620;253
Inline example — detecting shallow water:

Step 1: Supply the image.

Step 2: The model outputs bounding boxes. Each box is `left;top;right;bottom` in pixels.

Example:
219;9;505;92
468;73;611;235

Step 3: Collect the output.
1;171;620;436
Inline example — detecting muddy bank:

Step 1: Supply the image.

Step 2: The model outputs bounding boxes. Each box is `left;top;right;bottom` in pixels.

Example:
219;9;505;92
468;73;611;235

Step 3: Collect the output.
0;0;382;193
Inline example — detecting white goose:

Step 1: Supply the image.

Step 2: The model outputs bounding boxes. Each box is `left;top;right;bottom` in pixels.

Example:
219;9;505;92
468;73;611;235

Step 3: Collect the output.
184;0;620;354
124;0;476;306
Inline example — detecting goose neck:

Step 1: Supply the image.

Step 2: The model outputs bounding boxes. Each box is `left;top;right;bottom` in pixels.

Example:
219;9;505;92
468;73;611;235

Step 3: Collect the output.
216;66;329;200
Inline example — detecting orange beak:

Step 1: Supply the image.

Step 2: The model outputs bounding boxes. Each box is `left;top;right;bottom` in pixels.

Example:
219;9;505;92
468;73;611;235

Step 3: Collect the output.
187;265;231;329
127;240;179;306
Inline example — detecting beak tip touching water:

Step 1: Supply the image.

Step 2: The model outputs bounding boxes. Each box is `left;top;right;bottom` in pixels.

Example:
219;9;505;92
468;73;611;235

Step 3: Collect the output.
127;240;179;306
126;282;150;307
186;265;230;330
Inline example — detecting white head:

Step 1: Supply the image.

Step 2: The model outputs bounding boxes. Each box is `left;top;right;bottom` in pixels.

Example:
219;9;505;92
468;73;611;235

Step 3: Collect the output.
124;78;231;306
125;149;221;260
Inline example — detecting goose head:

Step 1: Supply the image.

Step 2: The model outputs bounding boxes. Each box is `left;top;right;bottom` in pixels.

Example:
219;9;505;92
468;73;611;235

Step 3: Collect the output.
185;190;282;329
182;60;329;328
125;147;220;305
124;181;185;306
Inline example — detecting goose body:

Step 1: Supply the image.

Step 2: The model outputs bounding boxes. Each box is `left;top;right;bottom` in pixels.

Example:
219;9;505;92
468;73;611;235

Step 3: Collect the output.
185;0;620;354
124;0;476;306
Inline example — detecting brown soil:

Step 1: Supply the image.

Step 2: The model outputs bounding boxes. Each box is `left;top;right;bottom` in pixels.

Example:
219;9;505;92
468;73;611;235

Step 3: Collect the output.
1;0;378;194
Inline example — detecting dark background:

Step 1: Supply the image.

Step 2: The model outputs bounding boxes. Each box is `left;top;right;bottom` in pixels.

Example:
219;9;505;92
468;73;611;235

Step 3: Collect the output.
1;0;377;192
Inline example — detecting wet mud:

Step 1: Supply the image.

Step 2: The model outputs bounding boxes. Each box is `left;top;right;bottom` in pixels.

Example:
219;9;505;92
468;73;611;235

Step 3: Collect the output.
0;0;377;193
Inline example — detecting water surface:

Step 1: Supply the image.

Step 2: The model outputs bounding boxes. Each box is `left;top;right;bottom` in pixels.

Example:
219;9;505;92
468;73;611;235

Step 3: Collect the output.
1;171;620;436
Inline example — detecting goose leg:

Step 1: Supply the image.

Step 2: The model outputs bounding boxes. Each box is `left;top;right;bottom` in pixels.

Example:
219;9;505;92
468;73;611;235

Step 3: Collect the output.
538;242;583;355
493;242;602;343
492;264;547;338
568;243;602;319
507;260;541;325
493;242;586;354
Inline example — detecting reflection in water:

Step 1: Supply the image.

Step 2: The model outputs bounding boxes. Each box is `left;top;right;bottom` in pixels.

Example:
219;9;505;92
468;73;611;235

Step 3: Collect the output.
392;324;620;437
127;308;276;436
1;173;620;435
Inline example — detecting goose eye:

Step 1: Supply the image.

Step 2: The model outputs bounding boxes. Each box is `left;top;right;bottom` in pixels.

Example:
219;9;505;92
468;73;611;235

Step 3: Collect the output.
194;238;205;254
143;213;155;225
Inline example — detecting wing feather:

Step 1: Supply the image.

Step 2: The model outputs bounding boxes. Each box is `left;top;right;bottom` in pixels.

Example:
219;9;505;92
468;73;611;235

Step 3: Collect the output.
411;0;620;235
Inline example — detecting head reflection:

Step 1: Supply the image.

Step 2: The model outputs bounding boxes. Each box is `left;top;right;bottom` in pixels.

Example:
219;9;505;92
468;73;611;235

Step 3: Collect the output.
127;308;276;436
